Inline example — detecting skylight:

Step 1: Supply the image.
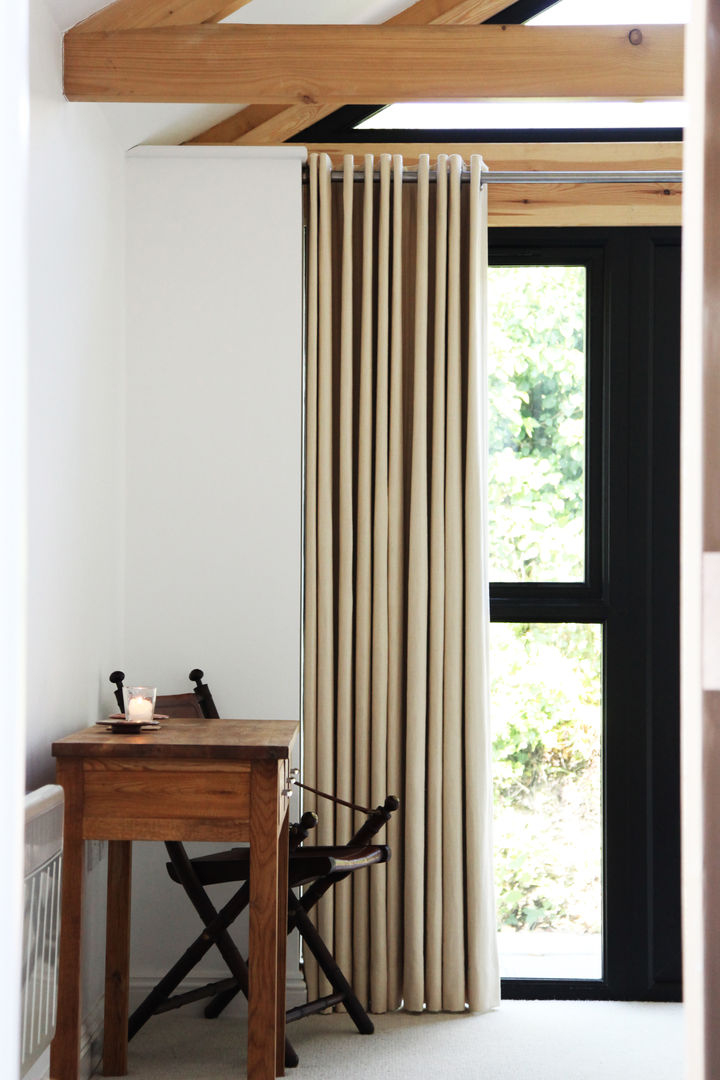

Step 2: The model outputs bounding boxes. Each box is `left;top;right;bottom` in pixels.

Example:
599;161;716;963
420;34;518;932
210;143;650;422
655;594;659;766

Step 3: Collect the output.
355;101;684;132
354;0;686;134
528;0;688;24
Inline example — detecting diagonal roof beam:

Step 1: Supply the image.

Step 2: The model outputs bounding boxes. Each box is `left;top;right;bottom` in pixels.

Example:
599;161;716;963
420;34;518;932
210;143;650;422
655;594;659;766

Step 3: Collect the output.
186;0;521;145
63;24;684;105
73;0;256;33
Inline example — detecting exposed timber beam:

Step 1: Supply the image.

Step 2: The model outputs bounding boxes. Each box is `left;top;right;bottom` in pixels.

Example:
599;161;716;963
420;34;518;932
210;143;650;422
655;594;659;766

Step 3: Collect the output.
71;0;256;32
63;24;684;105
384;0;516;26
186;104;337;147
300;141;683;227
186;0;515;145
486;180;681;227
302;140;683;172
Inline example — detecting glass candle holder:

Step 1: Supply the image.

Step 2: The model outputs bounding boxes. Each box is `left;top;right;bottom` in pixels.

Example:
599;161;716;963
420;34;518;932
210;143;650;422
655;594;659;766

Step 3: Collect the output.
123;686;157;723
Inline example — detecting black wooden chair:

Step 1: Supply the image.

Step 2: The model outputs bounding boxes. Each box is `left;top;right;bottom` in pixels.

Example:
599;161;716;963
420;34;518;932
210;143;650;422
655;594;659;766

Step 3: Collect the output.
133;790;398;1067
110;670;399;1068
109;668;219;723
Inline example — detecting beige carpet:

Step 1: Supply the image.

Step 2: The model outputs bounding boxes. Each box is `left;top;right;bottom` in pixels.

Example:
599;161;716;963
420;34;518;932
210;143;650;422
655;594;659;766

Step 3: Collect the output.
106;1001;684;1080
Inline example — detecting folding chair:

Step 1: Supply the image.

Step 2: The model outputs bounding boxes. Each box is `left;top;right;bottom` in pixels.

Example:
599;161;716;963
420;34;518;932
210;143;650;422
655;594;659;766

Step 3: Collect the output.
129;770;398;1065
182;788;399;1037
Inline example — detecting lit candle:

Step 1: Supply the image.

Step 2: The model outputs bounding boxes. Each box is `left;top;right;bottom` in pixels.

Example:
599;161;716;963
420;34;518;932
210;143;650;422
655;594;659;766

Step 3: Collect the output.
127;696;153;723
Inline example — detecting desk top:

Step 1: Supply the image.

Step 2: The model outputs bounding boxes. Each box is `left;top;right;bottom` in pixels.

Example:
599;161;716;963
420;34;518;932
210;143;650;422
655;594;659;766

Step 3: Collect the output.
52;716;298;761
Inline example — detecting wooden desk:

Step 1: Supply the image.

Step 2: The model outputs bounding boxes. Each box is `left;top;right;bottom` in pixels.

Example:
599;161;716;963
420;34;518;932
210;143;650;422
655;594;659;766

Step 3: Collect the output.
50;717;298;1080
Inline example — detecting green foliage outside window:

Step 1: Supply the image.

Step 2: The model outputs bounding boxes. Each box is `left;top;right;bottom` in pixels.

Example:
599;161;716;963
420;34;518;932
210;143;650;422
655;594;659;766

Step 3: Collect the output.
488;266;602;938
488;265;586;583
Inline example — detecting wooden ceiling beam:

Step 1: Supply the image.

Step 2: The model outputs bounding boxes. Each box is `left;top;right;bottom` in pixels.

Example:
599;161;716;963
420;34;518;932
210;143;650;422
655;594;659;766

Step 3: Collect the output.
63;24;684;105
71;0;256;33
384;0;516;25
186;0;516;145
186;103;336;146
299;141;683;226
301;140;683;172
486;181;681;227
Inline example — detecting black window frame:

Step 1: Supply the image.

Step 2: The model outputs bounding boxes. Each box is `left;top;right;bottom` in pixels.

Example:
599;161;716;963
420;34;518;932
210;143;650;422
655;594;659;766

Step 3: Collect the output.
489;227;682;1003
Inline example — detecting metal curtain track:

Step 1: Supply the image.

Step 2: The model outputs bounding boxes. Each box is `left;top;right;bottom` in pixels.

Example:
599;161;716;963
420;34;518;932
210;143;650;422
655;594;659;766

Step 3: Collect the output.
303;167;683;185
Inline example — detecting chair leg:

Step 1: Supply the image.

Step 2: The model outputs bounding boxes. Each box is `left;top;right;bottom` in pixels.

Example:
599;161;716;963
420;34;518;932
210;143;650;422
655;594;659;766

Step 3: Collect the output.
204;983;241;1019
163;843;299;1068
289;895;374;1035
128;876;252;1039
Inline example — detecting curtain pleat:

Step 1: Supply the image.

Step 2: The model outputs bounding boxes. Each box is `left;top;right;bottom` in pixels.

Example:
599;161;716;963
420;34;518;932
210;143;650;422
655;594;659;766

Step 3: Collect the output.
352;153;375;1009
442;155;467;1011
403;156;430;1013
385;154;406;1011
334;153;356;989
464;158;500;1011
425;155;448;1013
314;153;336;1001
369;154;391;1011
303;151;499;1016
302;154;319;1000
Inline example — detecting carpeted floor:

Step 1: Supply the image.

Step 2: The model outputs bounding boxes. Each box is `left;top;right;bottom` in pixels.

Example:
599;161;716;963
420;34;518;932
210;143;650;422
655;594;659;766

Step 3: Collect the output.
106;1000;684;1080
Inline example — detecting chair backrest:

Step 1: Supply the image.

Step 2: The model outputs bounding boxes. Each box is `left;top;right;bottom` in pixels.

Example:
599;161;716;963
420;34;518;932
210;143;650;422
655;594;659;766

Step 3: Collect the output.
109;669;220;719
155;693;206;718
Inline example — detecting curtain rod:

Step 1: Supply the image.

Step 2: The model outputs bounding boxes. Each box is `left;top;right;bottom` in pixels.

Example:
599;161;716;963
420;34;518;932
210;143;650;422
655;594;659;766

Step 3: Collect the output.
303;167;682;185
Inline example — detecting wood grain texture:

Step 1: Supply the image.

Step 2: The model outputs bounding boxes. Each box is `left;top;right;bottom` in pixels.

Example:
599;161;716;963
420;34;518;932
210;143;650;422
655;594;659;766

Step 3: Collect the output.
248;760;283;1080
301;141;684;172
50;761;85;1080
83;762;252;826
82;815;251;841
53;717;298;760
297;142;683;227
185;103;337;146
385;0;514;25
487;180;681;226
63;24;684;104
51;722;295;1080
187;0;538;145
72;0;254;32
703;1;720;551
103;841;132;1075
82;757;254;773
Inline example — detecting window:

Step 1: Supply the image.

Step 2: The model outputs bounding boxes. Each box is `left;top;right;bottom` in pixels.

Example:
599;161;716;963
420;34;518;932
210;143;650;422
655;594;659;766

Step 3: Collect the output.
292;0;685;145
488;260;602;980
488;229;681;1001
354;101;685;133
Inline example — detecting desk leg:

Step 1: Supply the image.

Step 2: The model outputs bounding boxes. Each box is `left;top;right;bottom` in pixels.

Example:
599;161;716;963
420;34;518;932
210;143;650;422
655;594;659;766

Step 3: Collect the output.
276;811;289;1077
103;840;132;1076
248;761;281;1080
50;760;84;1080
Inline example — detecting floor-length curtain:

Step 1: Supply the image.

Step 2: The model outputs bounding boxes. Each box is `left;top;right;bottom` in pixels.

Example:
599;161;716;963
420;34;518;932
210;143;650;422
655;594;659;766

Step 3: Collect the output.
303;151;499;1015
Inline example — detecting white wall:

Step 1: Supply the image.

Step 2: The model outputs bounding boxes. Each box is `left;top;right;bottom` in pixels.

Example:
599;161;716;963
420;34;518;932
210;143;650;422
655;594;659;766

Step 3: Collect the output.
124;145;305;995
26;0;126;782
25;0;126;1058
0;0;29;1072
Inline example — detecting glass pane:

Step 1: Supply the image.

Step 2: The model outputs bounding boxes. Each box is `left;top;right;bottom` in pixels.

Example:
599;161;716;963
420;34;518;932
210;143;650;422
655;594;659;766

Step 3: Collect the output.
529;0;688;24
488;265;587;583
491;622;603;980
354;100;684;130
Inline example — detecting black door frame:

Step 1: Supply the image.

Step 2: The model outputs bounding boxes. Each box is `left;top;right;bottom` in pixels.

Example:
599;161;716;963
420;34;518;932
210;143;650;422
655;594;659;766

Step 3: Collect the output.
489;227;682;1002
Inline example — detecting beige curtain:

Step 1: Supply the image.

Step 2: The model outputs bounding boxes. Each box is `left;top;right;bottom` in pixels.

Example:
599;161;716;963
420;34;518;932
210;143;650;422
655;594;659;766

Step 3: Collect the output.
303;152;499;1015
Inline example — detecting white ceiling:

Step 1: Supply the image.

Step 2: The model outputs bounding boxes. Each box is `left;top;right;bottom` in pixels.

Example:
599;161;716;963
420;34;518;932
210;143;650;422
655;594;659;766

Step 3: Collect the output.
45;0;411;149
